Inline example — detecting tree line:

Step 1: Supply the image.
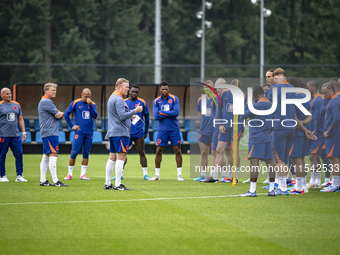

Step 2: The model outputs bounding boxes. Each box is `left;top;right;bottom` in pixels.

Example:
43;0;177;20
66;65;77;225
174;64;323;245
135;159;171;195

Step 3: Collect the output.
0;0;339;87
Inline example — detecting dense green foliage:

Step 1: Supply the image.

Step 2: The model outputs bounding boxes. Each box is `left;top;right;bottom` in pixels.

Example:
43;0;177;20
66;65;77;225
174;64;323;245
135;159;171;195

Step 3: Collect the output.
0;0;340;85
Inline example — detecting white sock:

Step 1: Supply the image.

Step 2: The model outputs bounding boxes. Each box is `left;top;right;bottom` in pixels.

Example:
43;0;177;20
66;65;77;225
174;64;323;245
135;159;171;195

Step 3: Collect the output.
250;181;256;193
177;167;182;176
227;170;232;179
68;165;74;176
333;176;340;187
292;174;296;181
310;172;315;184
81;165;87;176
142;167;148;176
304;176;307;190
275;173;279;184
296;177;303;191
286;172;289;179
279;177;287;191
115;160;124;187
269;182;275;192
212;167;219;179
315;172;321;185
155;168;160;177
105;159;115;185
236;167;239;179
325;177;330;183
49;156;58;183
201;169;206;177
40;155;49;182
221;169;227;177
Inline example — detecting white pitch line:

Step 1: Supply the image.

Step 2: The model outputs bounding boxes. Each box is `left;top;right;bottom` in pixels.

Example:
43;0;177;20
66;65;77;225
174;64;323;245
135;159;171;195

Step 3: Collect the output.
0;193;268;206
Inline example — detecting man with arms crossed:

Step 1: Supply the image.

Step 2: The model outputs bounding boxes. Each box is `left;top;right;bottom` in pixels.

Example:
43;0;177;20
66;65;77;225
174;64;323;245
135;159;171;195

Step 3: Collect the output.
0;87;27;182
151;81;183;181
104;78;143;190
38;83;67;186
64;88;98;181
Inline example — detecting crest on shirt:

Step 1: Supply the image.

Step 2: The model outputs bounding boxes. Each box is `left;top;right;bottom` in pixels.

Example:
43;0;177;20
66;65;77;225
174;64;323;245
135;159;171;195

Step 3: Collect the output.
13;106;17;111
7;112;15;121
82;111;90;119
168;99;172;104
161;104;170;111
226;103;233;112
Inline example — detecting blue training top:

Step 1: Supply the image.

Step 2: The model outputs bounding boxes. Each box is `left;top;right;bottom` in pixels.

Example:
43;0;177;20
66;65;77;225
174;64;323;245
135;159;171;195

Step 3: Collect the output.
0;100;22;137
64;98;98;135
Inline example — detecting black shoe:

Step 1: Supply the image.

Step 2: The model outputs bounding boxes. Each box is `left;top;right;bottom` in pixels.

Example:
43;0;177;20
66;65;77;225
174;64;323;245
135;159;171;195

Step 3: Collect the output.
114;184;131;190
53;180;68;187
40;180;53;186
201;177;218;183
103;184;114;190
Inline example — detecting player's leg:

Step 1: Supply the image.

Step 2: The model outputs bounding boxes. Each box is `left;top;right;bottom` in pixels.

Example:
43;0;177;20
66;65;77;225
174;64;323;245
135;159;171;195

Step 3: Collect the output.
10;137;26;182
173;144;183;181
114;149;130;190
196;140;210;180
265;157;276;196
321;148;331;186
151;146;164;181
80;135;93;180
239;156;259;197
321;156;340;192
169;130;183;181
65;134;83;180
134;136;149;179
105;138;117;188
272;130;291;195
0;137;10;182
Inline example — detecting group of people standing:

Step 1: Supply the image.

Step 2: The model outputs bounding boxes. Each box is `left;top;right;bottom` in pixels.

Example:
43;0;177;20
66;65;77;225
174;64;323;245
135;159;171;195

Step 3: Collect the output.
0;79;183;190
195;68;340;196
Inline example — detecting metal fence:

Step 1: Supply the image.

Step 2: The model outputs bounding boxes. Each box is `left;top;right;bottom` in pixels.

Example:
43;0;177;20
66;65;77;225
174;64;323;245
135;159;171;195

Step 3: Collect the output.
1;63;340;87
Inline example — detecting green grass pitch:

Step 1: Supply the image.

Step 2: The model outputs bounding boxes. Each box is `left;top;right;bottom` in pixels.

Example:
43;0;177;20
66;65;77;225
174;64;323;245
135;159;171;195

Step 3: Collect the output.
0;153;339;255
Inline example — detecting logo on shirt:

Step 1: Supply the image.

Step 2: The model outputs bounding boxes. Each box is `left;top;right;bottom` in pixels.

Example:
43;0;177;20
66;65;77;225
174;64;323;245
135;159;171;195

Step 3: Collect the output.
168;99;172;103
82;111;90;119
79;106;83;108
226;103;233;112
161;104;170;111
7;112;15;121
13;106;17;111
206;108;211;116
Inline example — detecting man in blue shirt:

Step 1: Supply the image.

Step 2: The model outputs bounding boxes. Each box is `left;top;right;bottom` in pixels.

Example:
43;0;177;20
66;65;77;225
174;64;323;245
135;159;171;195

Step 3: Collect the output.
239;85;276;197
64;88;98;181
38;83;67;187
151;81;183;181
124;84;150;179
0;87;27;182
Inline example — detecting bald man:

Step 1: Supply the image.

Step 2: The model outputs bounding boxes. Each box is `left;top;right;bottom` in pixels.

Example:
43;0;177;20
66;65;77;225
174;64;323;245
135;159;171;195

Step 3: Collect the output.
64;88;98;180
0;87;27;182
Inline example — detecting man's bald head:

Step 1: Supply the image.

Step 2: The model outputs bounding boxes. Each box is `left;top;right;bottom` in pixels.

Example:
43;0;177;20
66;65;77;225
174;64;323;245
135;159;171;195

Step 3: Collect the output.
0;87;12;103
1;87;11;95
81;88;92;103
82;88;91;94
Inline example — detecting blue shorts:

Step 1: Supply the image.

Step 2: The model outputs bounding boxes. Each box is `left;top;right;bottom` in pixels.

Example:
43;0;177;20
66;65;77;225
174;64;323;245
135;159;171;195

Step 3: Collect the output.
309;132;325;155
155;130;182;147
211;129;219;151
129;132;145;146
325;132;340;158
217;130;232;149
198;133;213;146
247;142;273;161
130;129;144;141
272;129;294;164
71;133;93;159
109;137;130;153
42;136;59;154
290;136;309;158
